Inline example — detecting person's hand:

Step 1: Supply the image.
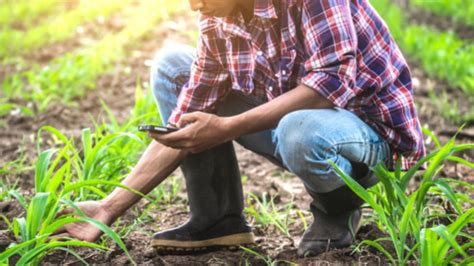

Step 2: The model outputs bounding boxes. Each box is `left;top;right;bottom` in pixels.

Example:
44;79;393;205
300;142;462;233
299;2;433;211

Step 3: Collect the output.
150;112;237;153
52;201;116;242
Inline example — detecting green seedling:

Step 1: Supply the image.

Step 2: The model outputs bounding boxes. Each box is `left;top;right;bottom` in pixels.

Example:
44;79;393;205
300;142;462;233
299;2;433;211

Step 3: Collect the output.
330;127;474;265
240;245;297;266
245;193;293;237
148;176;182;206
0;148;136;265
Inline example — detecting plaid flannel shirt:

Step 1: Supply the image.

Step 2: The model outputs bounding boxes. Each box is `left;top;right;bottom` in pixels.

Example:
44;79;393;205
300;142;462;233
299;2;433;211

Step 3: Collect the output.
169;0;426;169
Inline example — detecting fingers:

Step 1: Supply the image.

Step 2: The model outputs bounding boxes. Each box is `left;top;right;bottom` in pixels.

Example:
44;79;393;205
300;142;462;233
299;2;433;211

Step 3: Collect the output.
189;0;204;11
48;232;72;242
177;112;200;128
148;112;207;149
148;129;190;144
51;226;67;235
56;207;74;218
151;136;195;150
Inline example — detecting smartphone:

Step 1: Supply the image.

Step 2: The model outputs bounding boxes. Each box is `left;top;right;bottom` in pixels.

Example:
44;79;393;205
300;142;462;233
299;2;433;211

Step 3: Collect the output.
138;125;179;134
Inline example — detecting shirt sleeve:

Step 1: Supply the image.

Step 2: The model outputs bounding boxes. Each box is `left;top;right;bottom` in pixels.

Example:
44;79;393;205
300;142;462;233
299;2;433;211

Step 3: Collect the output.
300;0;358;108
168;32;230;125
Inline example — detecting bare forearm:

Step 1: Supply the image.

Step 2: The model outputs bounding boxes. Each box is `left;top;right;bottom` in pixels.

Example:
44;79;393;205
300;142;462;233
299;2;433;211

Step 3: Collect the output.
100;141;187;219
229;84;334;136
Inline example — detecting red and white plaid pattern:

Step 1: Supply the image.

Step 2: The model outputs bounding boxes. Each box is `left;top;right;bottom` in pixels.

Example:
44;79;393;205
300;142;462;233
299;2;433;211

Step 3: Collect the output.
169;0;425;169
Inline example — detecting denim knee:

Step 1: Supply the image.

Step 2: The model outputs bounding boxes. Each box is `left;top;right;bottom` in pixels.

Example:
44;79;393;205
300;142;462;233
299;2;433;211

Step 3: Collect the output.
274;110;349;193
150;44;195;123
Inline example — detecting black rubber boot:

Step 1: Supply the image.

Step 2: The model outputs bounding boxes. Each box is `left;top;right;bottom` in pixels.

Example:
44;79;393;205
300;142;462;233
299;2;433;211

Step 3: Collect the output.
298;166;378;257
152;142;254;252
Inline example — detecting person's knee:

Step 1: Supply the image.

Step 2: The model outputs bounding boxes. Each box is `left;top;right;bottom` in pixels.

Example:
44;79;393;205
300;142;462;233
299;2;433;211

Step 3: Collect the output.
275;111;348;192
151;44;194;78
275;111;332;175
152;44;194;72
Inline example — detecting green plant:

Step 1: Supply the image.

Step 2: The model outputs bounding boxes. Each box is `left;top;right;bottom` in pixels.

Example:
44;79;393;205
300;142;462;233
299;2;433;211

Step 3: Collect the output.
149;176;181;205
0;0;63;28
2;1;186;112
410;0;474;28
100;82;162;134
35;125;143;201
245;193;293;237
330;128;474;265
0;0;133;58
428;89;474;124
420;209;474;266
0;148;134;265
240;246;296;266
369;0;474;122
1;71;171;264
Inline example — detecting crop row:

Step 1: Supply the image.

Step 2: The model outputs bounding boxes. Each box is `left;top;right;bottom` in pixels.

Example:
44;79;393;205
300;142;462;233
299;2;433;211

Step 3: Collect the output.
0;83;169;264
371;0;474;95
1;1;186;115
410;0;474;28
370;0;474;122
3;86;471;265
2;101;472;264
0;0;133;59
0;0;66;28
334;130;474;265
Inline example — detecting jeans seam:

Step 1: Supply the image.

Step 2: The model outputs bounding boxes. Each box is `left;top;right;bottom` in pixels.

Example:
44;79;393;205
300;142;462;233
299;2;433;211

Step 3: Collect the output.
323;140;387;153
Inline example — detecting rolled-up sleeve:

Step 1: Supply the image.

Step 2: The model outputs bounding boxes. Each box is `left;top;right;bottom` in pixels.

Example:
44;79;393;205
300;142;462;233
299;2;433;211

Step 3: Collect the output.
300;0;358;108
168;31;230;125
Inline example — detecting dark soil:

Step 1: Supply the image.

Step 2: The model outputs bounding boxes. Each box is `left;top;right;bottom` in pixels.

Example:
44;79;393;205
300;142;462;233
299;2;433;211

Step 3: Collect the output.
0;5;473;266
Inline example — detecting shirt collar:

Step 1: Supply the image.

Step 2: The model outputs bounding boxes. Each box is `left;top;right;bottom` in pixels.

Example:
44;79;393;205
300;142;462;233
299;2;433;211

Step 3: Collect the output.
203;0;278;40
254;0;278;20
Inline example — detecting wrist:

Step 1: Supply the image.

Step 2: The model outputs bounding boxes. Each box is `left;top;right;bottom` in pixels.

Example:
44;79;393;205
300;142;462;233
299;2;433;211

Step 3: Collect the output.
98;198;121;222
222;115;245;141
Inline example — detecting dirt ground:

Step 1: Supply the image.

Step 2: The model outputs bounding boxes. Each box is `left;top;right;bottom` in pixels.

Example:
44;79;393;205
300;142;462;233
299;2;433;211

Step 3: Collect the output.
1;3;473;265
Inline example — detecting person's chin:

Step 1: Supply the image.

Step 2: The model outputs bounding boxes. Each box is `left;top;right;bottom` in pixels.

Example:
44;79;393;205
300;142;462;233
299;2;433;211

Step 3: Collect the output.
202;10;231;17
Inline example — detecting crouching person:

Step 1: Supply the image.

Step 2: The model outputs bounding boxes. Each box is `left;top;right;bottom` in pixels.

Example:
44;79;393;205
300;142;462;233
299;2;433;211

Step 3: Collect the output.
57;0;425;257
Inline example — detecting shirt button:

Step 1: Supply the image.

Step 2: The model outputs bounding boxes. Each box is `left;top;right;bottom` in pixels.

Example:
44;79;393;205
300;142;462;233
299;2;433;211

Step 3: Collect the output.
257;51;263;56
269;86;273;92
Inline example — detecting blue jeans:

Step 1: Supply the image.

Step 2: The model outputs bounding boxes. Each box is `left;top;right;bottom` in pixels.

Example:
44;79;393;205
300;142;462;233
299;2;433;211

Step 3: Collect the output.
151;45;391;193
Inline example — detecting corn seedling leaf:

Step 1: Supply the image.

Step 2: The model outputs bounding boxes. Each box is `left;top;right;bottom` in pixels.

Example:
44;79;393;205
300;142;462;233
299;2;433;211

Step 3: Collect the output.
17;240;106;265
447;155;474;169
35;150;55;193
432;179;463;214
422;127;441;148
54;247;90;265
8;190;27;210
431;225;468;259
360;240;396;266
26;192;50;241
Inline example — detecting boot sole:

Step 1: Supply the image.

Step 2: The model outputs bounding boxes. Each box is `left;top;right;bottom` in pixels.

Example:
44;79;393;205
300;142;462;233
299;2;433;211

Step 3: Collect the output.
151;232;255;251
